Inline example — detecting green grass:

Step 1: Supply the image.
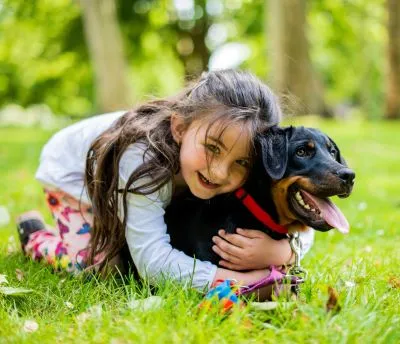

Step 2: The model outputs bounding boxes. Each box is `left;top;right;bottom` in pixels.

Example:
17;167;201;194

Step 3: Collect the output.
0;119;399;343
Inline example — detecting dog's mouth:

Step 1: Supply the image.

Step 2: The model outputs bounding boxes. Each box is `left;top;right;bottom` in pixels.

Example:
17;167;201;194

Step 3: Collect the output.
288;186;349;233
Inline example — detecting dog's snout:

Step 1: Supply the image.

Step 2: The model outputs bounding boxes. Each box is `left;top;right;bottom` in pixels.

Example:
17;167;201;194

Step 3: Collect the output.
337;168;355;185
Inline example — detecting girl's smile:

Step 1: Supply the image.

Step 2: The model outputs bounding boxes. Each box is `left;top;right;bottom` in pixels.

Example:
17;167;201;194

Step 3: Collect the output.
197;172;220;189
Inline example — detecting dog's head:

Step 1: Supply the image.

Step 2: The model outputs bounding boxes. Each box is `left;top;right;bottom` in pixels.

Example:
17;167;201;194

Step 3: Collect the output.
257;126;355;233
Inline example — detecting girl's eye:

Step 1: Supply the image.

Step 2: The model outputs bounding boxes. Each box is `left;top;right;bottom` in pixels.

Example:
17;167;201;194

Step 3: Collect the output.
236;159;250;168
205;144;220;154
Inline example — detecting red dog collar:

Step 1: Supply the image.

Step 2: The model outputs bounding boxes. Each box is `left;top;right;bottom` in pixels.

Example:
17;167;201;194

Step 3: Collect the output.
235;188;288;235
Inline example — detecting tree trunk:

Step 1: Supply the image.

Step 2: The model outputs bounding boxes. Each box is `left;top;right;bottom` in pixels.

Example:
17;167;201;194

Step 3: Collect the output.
175;0;210;78
80;0;132;112
266;0;330;116
385;0;400;119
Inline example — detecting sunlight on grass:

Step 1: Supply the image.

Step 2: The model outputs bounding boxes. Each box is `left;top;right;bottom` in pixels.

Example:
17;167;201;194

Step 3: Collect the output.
0;120;399;343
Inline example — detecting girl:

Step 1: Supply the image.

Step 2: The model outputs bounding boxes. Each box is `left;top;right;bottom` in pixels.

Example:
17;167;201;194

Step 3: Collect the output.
17;70;314;290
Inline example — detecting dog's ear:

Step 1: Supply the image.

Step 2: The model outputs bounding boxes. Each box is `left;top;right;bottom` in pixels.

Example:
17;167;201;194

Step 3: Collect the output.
327;136;347;166
259;127;288;180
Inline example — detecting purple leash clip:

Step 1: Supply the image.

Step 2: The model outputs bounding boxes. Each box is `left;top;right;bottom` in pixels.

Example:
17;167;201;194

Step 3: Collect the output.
237;232;308;296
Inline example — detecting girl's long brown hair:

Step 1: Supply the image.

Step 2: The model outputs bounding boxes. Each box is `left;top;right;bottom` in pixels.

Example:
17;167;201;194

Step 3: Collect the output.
84;70;282;270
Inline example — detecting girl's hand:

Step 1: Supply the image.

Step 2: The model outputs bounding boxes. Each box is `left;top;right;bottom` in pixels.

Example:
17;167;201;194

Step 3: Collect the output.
212;228;293;270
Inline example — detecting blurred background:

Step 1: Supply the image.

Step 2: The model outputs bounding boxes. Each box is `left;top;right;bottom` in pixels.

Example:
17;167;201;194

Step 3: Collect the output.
0;0;399;126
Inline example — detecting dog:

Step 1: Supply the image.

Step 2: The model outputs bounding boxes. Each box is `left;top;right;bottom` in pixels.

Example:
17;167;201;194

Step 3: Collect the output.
164;126;355;265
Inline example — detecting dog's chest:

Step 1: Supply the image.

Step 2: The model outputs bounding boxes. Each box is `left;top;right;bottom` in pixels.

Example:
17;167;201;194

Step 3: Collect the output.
165;192;285;264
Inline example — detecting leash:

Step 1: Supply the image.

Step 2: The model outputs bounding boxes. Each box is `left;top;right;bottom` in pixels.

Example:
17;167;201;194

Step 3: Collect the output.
199;232;309;312
234;188;288;234
287;232;308;293
240;234;308;296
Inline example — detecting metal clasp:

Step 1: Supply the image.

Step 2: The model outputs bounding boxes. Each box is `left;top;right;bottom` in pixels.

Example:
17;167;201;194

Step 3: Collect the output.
286;232;308;283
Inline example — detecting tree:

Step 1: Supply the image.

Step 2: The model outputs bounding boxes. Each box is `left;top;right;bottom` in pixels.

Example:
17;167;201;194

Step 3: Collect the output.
172;0;211;78
385;0;400;119
80;0;132;112
267;0;329;116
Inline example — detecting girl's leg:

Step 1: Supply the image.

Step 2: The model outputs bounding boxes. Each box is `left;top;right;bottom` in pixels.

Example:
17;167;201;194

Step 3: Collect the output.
19;188;95;272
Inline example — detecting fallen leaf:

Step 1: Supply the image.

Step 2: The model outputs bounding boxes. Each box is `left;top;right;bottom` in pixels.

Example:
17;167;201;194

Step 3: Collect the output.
242;317;253;329
87;304;103;317
374;260;382;268
0;206;10;227
0;274;8;285
65;301;74;309
0;287;33;295
7;236;17;255
344;281;355;288
127;296;164;311
301;314;311;322
344;258;353;267
15;269;24;282
388;276;400;289
23;320;39;333
357;202;367;211
326;286;341;313
364;246;372;253
76;312;91;324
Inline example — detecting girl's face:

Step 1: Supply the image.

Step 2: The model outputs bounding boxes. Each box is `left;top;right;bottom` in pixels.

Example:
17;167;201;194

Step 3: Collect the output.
174;118;251;199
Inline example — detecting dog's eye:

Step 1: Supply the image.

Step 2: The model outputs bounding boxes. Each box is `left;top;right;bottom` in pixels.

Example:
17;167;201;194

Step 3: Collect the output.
330;149;337;158
296;148;307;157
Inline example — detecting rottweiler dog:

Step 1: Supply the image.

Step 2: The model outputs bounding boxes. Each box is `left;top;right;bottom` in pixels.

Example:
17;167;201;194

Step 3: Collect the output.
164;126;355;265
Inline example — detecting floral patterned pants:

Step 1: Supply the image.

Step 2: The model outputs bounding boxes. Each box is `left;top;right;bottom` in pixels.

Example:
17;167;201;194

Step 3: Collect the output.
24;188;95;272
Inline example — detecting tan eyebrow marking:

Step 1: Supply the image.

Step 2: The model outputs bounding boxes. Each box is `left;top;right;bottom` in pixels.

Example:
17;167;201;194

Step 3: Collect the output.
326;139;332;148
307;141;315;149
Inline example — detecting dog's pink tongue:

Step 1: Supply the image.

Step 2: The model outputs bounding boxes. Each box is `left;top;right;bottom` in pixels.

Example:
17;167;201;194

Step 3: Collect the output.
302;191;350;233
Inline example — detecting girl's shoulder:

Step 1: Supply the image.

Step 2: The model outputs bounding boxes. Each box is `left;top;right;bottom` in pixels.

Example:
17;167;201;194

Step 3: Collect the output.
43;111;126;153
58;111;127;138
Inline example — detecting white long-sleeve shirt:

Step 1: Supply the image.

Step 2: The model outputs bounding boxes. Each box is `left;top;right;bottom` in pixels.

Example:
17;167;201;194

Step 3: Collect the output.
35;111;314;290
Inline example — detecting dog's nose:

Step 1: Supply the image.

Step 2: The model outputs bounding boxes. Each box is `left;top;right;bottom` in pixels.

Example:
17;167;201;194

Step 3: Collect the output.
337;168;355;185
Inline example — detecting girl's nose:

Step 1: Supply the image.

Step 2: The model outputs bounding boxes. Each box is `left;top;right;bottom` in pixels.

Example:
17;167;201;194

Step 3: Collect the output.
211;162;230;182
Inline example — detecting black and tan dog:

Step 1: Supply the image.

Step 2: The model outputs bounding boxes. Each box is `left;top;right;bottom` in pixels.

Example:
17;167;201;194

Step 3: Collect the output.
165;126;355;265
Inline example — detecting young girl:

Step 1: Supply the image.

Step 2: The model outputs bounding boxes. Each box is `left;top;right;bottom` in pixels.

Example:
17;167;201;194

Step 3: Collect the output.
17;70;314;290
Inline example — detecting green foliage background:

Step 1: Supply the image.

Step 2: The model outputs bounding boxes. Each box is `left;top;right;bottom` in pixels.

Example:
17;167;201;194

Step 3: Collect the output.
0;0;388;118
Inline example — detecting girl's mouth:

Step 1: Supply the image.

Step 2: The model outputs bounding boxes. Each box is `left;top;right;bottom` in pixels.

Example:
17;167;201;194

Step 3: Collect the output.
197;172;220;189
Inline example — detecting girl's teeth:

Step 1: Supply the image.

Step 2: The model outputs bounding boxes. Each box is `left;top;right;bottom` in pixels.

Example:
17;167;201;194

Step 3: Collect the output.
200;174;212;185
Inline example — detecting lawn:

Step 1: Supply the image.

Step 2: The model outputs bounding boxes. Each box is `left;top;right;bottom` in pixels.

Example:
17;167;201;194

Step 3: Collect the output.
0;118;399;343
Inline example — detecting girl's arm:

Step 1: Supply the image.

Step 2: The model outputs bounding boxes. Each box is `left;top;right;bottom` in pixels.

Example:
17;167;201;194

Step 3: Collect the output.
120;146;217;290
211;228;314;271
213;267;272;287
